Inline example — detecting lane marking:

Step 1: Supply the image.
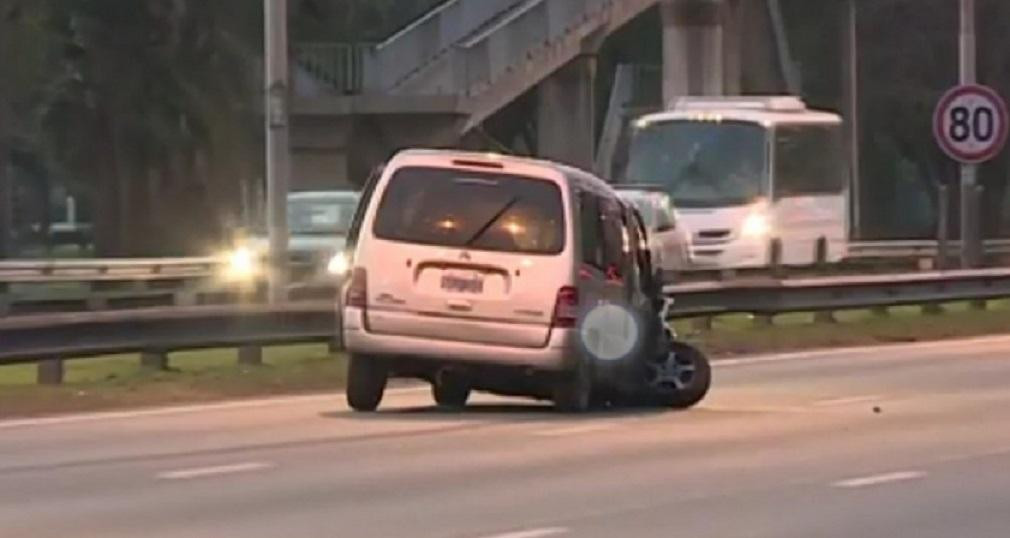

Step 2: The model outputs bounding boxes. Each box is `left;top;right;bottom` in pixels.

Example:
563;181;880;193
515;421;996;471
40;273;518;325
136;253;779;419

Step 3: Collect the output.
478;527;570;538
533;424;617;437
813;395;884;407
157;461;274;481
0;386;428;431
714;334;1010;369
831;471;926;489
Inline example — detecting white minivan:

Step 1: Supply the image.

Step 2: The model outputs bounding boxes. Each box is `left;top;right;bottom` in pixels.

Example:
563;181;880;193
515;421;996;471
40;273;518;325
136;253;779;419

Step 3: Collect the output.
340;149;710;412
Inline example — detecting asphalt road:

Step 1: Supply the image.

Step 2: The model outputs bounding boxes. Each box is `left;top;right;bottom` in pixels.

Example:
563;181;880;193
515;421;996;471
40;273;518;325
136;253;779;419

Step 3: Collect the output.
3;336;1010;537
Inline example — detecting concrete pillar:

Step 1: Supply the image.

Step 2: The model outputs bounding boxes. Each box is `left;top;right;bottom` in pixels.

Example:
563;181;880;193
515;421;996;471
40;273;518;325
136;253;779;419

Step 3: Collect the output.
661;0;736;106
537;55;596;170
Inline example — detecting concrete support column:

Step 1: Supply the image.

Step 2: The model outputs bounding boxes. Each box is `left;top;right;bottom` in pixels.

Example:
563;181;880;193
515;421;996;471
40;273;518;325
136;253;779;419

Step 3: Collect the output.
537;55;596;171
661;0;737;106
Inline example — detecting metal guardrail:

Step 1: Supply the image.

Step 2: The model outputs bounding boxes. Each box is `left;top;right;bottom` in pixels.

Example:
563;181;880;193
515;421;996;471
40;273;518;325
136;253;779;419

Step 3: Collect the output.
4;268;1010;385
0;258;224;316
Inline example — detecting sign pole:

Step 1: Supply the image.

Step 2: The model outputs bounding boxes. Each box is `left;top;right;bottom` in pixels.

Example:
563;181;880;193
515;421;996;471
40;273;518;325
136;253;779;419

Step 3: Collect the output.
959;0;981;268
265;0;290;302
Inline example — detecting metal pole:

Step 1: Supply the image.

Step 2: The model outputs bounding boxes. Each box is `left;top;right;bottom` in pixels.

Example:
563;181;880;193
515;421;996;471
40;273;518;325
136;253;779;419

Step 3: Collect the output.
937;184;949;270
265;0;290;302
960;0;982;268
844;0;861;240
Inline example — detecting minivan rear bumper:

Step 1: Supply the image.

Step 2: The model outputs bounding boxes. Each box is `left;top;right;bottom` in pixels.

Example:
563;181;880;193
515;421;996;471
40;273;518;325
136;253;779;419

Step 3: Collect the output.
343;307;574;371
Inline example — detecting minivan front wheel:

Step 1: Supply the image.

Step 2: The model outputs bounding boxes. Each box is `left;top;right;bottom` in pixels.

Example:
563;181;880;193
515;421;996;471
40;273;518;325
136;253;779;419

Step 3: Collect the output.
347;355;388;412
553;359;593;413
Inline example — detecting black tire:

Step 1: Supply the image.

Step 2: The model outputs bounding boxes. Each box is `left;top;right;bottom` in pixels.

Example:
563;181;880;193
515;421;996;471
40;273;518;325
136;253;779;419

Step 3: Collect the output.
432;372;471;409
346;355;388;412
553;359;593;413
642;341;712;409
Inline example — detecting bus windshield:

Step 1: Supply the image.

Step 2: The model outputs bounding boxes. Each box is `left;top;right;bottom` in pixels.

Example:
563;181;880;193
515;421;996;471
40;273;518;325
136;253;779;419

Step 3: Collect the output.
624;120;768;208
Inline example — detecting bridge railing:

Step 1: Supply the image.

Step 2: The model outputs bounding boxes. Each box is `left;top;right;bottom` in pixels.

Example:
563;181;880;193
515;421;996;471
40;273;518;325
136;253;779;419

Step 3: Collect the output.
361;0;522;92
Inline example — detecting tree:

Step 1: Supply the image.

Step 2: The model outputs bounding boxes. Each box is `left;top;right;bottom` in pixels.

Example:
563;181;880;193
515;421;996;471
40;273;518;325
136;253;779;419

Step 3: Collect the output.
37;0;262;256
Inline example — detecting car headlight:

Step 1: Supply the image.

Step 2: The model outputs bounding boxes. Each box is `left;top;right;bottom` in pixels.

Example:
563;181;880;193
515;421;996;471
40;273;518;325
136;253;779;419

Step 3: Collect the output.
327;251;350;276
741;212;772;239
226;246;258;279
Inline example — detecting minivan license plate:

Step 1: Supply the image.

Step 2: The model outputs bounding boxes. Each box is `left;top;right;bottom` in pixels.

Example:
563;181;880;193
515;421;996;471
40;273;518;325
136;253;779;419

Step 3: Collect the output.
441;273;484;294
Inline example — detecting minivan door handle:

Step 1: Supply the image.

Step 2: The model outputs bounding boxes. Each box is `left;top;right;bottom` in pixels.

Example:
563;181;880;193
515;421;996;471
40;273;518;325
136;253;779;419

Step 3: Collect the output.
446;299;473;312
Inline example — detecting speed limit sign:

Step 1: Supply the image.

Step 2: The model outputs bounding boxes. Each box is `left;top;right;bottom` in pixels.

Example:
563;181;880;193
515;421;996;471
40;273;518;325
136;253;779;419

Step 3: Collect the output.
934;84;1009;164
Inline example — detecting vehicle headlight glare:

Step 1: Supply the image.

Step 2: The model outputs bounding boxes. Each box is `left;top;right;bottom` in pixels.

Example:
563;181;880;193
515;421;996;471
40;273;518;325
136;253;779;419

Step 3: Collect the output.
227;247;257;279
742;213;771;238
327;252;350;276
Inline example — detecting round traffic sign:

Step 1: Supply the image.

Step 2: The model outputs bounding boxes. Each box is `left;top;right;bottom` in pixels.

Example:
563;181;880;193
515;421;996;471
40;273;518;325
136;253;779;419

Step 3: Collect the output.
933;84;1009;164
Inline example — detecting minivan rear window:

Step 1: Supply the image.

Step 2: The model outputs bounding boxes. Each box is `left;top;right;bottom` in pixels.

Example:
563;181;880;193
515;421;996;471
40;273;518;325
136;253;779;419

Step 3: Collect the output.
372;166;565;255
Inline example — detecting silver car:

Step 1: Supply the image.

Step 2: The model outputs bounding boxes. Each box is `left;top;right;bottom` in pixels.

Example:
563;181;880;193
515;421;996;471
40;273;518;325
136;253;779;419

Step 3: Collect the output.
227;191;360;284
341;150;706;412
615;186;693;278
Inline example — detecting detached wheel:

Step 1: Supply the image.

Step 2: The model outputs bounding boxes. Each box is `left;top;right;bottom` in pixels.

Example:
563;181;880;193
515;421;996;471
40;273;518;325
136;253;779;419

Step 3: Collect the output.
553;359;593;413
643;341;711;409
432;371;471;409
346;354;388;412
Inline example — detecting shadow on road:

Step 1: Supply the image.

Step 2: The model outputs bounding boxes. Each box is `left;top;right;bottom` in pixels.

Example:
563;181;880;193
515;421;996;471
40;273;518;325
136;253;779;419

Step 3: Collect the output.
321;402;673;423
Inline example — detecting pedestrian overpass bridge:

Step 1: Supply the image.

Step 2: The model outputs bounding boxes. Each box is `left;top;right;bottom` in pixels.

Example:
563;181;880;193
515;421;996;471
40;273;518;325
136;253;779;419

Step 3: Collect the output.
288;0;789;189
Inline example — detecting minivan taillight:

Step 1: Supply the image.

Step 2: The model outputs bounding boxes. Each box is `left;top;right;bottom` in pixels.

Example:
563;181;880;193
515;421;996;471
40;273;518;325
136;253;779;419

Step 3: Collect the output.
345;267;368;308
552;286;579;328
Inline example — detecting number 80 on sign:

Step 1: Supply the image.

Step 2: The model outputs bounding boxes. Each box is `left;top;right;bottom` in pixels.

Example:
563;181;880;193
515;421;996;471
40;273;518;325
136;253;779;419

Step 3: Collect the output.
933;84;1010;164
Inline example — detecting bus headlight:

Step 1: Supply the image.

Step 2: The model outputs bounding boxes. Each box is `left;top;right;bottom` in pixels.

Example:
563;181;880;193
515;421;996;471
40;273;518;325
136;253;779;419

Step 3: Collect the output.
741;213;772;239
327;251;350;276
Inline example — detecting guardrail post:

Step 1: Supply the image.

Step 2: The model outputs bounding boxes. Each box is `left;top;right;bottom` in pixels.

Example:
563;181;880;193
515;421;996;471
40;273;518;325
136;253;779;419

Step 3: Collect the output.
921;303;944;316
173;290;199;307
814;310;836;324
873;305;890;317
814;236;828;272
692;316;713;332
38;358;64;385
141;351;169;371
769;238;783;278
238;345;264;366
753;313;775;327
970;299;988;311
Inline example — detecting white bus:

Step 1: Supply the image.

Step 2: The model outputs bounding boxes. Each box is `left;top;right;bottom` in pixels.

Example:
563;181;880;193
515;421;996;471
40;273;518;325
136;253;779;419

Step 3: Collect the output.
622;96;848;269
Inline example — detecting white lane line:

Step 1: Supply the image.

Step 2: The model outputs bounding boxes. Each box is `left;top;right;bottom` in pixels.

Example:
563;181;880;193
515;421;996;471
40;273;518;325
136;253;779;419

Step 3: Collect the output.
478;527;570;538
157;461;274;481
813;395;884;407
715;334;1010;368
0;386;428;431
533;424;617;437
831;471;926;489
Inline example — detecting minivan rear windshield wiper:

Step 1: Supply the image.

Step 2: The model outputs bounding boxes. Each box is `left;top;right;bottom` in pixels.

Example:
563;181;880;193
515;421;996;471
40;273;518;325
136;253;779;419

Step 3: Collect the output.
463;196;518;248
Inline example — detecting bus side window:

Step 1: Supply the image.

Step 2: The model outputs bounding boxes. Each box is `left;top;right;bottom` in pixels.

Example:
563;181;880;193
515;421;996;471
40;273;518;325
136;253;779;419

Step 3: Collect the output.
775;126;845;198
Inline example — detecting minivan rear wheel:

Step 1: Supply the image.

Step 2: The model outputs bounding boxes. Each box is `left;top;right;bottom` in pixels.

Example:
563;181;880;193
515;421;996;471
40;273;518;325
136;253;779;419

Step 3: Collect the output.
432;371;471;409
347;355;388;412
553;359;593;413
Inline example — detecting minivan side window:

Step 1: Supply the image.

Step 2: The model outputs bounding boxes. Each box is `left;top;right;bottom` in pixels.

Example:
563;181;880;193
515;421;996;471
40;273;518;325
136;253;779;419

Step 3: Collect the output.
579;191;605;269
601;198;626;277
345;165;383;253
